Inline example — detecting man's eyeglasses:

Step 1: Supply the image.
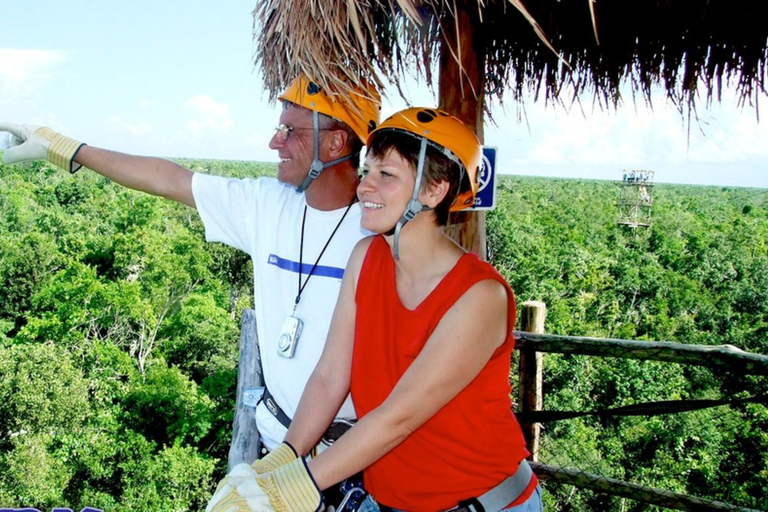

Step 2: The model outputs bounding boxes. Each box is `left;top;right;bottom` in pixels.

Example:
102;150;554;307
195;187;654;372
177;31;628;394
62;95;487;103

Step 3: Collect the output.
274;124;332;142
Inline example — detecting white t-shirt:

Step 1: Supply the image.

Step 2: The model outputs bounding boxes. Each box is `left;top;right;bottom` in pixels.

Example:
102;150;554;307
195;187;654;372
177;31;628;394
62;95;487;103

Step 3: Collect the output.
192;174;368;450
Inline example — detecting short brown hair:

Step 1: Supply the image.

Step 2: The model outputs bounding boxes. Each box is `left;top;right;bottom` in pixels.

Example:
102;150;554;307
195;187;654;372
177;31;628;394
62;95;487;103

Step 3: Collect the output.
367;129;462;226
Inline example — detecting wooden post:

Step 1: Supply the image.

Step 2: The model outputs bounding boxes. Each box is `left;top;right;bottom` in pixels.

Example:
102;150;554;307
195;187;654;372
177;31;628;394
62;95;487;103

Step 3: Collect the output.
518;301;546;461
228;309;263;470
438;0;487;260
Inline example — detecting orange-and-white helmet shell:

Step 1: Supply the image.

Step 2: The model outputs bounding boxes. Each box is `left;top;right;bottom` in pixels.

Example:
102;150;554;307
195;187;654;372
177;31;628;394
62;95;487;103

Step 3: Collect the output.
367;107;481;211
279;75;381;143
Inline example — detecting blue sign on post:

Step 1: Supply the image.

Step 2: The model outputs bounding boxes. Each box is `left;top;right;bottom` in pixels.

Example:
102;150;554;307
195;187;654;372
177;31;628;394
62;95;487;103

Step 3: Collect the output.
470;146;497;211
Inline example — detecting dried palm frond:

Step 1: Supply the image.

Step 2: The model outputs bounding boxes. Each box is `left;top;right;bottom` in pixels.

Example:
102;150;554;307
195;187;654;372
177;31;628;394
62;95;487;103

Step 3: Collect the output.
253;0;551;101
253;0;768;113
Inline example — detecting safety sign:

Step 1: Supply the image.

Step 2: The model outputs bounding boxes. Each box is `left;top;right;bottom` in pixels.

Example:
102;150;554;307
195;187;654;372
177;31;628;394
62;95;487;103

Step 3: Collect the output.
471;146;497;211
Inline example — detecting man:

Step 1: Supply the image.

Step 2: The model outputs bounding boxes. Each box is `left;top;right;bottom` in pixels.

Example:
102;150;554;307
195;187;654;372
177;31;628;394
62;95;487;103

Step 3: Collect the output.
0;75;380;460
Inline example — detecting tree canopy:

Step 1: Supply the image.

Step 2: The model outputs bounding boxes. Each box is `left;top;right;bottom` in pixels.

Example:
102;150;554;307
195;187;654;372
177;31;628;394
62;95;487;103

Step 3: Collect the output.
0;158;765;509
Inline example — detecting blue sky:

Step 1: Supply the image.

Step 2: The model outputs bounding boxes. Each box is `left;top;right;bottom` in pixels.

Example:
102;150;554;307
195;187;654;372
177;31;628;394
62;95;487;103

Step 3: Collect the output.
2;0;766;188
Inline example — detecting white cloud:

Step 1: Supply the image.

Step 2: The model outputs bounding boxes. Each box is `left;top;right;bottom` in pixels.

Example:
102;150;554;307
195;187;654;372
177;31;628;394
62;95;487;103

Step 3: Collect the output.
183;94;233;133
0;48;67;97
687;107;768;164
107;116;151;136
487;90;767;183
243;129;277;162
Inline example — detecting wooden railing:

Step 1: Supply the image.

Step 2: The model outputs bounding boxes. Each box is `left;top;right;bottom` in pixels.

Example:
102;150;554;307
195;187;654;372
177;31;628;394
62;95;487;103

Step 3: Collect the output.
228;304;768;511
228;309;262;470
515;301;768;512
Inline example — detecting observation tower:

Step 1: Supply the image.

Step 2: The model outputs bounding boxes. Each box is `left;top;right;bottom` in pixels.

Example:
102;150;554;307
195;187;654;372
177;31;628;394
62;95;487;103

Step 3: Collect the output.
617;170;654;228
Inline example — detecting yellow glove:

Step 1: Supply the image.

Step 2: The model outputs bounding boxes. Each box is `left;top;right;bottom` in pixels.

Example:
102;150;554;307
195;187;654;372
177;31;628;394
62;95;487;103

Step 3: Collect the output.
206;463;272;512
0;123;85;173
257;458;323;512
205;456;321;512
252;442;297;474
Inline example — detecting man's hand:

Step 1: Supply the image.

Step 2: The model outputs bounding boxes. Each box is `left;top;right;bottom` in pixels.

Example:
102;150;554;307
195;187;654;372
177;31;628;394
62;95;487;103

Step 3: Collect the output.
0;123;85;173
206;458;322;512
206;462;272;512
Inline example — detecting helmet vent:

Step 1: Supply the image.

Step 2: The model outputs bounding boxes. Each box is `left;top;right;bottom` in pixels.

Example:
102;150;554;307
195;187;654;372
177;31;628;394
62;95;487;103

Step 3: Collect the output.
416;109;438;123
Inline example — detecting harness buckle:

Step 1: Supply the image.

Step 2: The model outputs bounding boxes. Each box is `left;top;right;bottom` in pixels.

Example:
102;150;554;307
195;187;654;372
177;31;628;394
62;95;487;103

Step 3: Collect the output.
265;396;280;417
457;497;485;512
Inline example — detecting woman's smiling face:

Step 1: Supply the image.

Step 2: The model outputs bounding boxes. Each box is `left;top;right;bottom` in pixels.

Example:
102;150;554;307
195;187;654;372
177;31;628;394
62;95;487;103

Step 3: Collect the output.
357;148;416;234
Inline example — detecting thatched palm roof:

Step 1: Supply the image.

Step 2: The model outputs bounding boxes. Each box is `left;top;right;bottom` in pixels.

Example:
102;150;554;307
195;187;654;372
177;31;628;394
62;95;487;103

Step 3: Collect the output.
253;0;767;114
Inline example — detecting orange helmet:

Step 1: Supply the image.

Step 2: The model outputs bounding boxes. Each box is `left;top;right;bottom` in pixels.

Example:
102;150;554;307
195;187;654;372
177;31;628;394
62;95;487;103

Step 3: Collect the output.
279;75;381;143
367;107;480;211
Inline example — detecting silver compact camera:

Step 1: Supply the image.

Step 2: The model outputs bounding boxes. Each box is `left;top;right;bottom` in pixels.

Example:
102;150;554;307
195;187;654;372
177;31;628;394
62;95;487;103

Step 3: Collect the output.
277;316;303;358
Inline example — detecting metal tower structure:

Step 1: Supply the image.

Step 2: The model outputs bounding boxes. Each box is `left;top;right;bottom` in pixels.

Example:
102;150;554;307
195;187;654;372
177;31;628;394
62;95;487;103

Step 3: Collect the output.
617;170;654;228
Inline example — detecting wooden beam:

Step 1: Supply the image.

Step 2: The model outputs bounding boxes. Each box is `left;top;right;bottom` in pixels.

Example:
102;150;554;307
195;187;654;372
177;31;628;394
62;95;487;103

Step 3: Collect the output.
531;462;762;511
438;0;487;259
514;331;768;375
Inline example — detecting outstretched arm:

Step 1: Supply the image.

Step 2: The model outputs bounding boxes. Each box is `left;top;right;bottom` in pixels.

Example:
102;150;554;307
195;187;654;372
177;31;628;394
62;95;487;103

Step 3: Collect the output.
75;146;195;207
1;123;195;207
307;277;511;490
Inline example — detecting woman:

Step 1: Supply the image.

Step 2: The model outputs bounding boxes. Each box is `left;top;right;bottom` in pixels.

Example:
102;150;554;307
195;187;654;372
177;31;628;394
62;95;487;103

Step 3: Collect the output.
207;108;542;512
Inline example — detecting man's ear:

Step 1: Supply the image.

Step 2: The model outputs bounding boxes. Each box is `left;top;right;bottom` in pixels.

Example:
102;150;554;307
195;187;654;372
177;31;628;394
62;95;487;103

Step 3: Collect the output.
422;179;449;208
325;129;350;158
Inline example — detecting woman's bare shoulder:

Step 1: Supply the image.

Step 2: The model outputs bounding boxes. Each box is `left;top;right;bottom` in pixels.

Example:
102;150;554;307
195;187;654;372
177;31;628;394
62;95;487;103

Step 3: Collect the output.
345;235;378;281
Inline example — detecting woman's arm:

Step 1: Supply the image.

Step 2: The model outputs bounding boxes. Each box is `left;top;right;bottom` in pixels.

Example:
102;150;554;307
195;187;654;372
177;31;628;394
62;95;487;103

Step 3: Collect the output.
283;237;373;456
307;277;510;489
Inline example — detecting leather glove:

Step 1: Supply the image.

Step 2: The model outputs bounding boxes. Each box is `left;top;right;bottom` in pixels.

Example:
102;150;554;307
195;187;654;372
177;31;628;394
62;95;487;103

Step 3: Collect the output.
0;123;85;173
252;442;298;474
206;458;322;512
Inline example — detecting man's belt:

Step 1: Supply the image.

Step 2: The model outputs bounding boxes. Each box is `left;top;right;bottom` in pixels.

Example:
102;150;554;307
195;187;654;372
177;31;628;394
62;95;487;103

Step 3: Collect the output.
378;459;534;512
260;385;354;444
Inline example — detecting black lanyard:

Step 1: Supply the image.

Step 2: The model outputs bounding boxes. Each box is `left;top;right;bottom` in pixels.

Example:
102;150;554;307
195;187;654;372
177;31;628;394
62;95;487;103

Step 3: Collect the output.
295;197;355;311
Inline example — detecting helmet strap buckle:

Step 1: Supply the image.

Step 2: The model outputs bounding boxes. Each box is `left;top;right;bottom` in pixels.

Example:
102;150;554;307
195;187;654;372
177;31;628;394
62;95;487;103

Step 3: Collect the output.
391;138;429;260
297;110;358;193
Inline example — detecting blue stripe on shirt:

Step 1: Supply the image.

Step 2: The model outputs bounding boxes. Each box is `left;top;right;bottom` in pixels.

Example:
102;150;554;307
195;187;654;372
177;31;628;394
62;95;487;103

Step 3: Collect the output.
268;254;346;279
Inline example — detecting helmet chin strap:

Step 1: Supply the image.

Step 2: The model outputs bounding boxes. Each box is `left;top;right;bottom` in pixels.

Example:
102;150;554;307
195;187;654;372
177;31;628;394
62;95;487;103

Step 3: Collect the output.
297;110;359;193
391;138;430;260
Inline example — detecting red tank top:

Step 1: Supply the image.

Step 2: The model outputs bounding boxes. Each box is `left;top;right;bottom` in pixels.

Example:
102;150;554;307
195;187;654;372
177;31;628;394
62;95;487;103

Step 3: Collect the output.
350;235;534;511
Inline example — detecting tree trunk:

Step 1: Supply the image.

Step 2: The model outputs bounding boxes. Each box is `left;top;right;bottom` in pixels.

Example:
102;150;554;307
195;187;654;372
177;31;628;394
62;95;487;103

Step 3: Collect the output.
438;0;487;260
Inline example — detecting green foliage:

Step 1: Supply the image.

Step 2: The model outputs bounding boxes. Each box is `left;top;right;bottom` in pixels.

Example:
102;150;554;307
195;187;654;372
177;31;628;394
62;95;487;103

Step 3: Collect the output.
491;176;768;510
122;360;216;446
1;158;766;510
160;292;240;381
0;343;88;509
0;343;90;447
0;159;263;509
0;231;63;332
118;443;216;512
